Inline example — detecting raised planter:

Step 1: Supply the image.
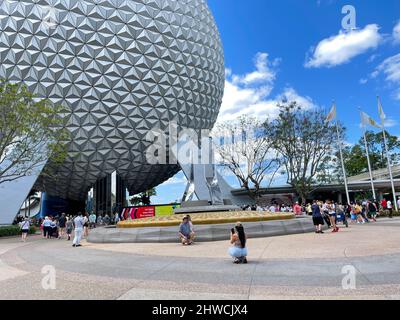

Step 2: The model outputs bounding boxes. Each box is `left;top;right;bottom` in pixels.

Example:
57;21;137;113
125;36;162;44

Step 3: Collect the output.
88;217;317;244
117;212;295;229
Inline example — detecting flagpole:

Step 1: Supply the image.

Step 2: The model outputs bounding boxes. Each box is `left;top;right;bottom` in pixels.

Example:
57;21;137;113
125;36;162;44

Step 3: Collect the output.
331;102;351;205
378;97;398;211
335;119;351;205
359;108;377;201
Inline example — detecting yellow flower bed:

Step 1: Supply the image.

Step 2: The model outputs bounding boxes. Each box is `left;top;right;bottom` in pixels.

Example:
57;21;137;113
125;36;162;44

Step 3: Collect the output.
117;212;294;229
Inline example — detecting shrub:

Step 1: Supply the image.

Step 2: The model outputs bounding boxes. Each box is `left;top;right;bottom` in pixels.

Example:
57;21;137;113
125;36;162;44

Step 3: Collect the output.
0;225;36;237
378;210;400;218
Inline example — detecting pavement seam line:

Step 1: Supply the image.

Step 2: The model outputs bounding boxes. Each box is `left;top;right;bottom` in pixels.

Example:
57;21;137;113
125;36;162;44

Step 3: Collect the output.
246;238;274;300
115;257;178;300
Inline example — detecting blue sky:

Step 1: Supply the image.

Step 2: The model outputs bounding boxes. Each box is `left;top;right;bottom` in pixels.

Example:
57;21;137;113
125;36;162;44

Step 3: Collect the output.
152;0;400;204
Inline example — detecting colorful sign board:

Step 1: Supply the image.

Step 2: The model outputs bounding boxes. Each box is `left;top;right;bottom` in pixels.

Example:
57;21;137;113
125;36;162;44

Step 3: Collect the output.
121;204;180;220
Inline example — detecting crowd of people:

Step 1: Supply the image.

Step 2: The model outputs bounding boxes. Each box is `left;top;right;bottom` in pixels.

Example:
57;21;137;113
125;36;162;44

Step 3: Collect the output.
14;196;400;264
180;197;400;264
310;198;400;234
242;202;311;215
15;211;118;245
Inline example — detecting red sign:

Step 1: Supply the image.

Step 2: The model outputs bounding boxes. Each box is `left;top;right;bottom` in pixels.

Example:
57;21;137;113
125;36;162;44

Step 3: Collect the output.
120;206;156;220
136;206;155;219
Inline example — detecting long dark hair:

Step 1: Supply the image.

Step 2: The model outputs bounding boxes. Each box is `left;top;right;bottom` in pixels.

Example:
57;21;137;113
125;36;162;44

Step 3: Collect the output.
235;224;246;248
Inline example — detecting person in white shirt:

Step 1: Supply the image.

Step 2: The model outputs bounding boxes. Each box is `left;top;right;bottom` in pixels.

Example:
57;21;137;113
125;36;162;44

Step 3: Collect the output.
269;205;276;213
328;202;339;233
387;200;393;218
19;218;30;242
42;216;52;239
72;213;85;247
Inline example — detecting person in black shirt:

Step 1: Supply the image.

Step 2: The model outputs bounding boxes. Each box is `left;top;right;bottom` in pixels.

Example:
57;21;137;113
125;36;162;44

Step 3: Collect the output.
312;200;324;234
58;213;67;239
368;200;377;222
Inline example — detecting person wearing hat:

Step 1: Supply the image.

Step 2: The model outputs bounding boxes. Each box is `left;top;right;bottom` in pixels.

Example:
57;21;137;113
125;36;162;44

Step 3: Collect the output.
178;216;195;245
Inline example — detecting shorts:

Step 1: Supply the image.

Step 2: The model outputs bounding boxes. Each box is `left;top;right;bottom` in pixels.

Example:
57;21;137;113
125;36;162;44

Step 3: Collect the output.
228;247;248;258
312;216;324;226
21;229;29;234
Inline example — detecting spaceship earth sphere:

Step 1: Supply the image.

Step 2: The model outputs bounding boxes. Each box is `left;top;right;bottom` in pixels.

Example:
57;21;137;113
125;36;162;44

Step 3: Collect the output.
0;0;225;200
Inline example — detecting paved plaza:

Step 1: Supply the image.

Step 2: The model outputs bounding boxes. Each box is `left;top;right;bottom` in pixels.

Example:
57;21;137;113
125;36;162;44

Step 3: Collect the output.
1;219;400;300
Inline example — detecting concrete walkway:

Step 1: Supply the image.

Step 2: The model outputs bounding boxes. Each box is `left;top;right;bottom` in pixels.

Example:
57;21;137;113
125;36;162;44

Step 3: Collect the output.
1;218;400;300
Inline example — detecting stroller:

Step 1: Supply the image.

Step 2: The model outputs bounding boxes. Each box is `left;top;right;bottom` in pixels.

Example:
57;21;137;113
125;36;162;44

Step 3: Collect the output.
336;210;349;228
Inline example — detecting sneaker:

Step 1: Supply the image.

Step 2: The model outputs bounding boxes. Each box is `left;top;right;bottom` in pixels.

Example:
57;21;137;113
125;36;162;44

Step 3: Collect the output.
242;258;248;264
72;244;76;247
234;258;241;264
76;244;82;247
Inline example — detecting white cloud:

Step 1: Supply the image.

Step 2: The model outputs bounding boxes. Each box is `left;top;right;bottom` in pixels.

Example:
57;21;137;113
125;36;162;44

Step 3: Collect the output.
359;78;368;85
218;53;317;123
219;80;277;122
367;54;380;63
218;52;279;122
373;54;400;100
375;54;400;83
385;118;398;128
393;21;400;44
162;176;187;186
305;24;382;68
232;52;280;86
277;87;317;110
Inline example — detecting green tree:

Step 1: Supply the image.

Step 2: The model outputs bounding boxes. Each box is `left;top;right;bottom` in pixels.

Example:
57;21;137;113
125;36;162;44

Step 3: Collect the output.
0;81;68;185
265;101;344;204
129;188;157;206
337;131;400;177
214;115;281;200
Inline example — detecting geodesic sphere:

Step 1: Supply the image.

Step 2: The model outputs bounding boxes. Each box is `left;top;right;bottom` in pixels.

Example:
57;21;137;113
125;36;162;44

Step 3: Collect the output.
0;0;224;200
